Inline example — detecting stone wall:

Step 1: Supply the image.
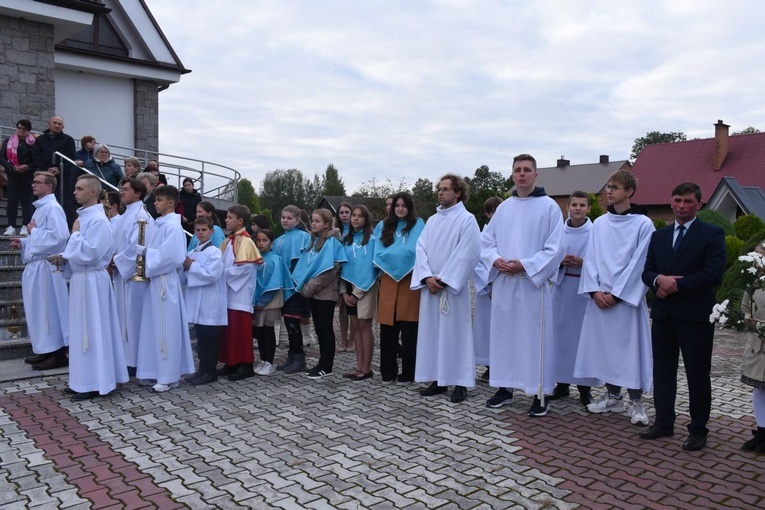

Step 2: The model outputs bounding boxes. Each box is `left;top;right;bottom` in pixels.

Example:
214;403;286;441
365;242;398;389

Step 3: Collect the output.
0;15;55;130
134;79;159;156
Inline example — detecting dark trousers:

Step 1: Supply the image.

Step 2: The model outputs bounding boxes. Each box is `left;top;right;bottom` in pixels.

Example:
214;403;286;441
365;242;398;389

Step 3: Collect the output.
253;325;276;363
284;317;304;354
310;298;336;372
195;324;221;374
380;321;418;382
651;317;714;436
6;170;33;227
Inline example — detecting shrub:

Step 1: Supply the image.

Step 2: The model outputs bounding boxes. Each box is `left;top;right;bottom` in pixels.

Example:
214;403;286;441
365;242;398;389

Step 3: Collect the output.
716;228;765;307
697;209;734;236
587;193;604;221
653;219;667;230
734;214;765;241
725;235;744;268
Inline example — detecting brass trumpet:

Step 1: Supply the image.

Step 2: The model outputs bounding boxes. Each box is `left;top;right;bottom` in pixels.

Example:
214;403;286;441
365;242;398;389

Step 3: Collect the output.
130;219;150;282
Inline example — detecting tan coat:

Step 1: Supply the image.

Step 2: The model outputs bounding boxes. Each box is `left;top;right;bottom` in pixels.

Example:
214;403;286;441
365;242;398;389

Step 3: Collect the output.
376;272;419;326
741;289;765;389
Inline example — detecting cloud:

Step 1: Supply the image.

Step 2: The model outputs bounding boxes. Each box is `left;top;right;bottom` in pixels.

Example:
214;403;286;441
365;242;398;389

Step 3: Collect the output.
148;0;765;193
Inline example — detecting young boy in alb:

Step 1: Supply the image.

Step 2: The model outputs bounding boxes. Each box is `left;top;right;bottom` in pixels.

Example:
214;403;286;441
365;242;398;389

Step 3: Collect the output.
574;171;655;425
219;205;262;381
548;191;600;406
135;185;195;392
183;216;227;385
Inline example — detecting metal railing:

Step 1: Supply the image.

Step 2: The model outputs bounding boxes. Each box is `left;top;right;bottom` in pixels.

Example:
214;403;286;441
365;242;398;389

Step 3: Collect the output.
1;125;240;202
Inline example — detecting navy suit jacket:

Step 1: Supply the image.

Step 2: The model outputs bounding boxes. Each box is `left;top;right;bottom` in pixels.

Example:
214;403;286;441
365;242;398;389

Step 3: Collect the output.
642;219;726;323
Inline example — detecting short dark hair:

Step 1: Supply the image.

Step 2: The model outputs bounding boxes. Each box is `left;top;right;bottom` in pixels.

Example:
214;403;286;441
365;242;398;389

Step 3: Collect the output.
438;174;470;204
513;153;537;170
194;216;214;229
154;184;179;204
256;228;275;242
228;204;251;224
251;214;271;230
568;190;589;203
484;197;503;214
17;119;32;131
119;176;147;200
671;182;702;202
80;135;95;146
107;192;121;209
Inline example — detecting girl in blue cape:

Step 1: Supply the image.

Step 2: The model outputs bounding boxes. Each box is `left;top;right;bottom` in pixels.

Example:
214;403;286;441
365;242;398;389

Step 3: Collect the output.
187;201;225;251
272;205;312;374
372;192;425;384
252;229;296;376
293;209;348;379
340;205;380;381
333;202;354;351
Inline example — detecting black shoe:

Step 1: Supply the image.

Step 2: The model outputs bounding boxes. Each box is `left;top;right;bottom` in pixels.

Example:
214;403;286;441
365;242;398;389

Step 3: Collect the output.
547;384;570;401
184;371;203;383
450;386;467;403
486;388;513;408
25;353;49;365
528;396;549;417
276;351;295;371
396;375;414;384
639;425;674;440
227;364;255;381
190;372;218;386
71;391;99;401
32;353;68;370
578;386;593;406
742;427;765;451
216;365;231;376
62;388;76;395
682;433;707;451
480;367;490;381
127;366;137;377
420;382;447;396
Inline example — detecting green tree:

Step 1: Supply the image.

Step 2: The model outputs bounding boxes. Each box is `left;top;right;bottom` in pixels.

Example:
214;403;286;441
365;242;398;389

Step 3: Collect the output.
321;163;346;196
587;193;604;221
411;177;436;220
696;209;734;236
732;126;761;136
236;178;259;215
259;168;315;224
733;214;765;241
630;131;687;159
352;177;408;199
465;165;510;227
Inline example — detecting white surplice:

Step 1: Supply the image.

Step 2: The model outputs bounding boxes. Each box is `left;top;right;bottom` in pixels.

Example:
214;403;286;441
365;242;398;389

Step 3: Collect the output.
111;201;156;366
20;194;69;354
551;218;601;386
574;212;655;392
481;194;564;395
136;213;195;384
472;241;492;366
411;202;481;387
222;239;257;313
62;204;128;395
185;241;227;326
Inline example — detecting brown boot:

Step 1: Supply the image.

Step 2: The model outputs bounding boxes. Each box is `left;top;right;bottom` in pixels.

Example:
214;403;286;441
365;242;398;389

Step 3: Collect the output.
25;353;49;365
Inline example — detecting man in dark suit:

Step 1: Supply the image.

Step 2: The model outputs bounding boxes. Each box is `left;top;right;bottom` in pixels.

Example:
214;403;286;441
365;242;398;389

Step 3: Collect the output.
640;182;726;451
30;115;77;228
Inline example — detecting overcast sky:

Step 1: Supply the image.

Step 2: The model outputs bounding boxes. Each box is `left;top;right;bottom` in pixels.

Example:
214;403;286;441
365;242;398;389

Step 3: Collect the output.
147;0;765;194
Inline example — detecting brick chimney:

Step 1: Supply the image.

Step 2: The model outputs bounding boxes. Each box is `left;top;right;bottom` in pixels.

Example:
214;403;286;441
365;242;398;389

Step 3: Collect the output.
714;119;729;170
556;156;570;169
599;155;609;164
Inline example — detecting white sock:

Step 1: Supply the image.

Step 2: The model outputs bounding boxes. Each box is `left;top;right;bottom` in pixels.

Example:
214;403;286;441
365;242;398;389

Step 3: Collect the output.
753;388;765;427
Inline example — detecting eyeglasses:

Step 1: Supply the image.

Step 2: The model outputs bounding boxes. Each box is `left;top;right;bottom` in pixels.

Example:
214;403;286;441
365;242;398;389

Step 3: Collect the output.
31;180;49;186
604;185;627;191
16;126;29;132
119;187;133;193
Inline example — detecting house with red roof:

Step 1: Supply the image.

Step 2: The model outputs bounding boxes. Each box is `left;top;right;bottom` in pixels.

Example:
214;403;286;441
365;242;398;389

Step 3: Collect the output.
630;120;765;221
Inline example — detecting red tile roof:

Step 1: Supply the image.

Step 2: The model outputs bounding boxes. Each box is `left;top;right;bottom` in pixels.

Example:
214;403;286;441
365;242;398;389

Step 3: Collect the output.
631;133;765;205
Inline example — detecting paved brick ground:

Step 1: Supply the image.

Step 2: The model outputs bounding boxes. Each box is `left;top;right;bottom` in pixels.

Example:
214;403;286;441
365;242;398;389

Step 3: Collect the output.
0;326;763;509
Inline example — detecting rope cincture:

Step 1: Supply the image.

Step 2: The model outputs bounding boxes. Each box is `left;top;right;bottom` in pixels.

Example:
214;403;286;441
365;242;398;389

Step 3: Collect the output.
160;275;167;360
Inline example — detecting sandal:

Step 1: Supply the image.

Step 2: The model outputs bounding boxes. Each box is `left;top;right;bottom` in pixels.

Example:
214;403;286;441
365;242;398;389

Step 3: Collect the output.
343;369;362;378
351;371;373;381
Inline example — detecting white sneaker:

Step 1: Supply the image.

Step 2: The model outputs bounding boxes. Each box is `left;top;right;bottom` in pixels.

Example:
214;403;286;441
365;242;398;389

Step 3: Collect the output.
587;393;624;414
19;226;28;236
3;226;16;236
254;361;265;372
137;378;157;386
256;362;275;376
630;400;649;426
152;381;179;393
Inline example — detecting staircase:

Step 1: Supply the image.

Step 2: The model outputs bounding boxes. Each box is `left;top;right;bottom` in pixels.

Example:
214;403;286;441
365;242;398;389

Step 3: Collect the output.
0;128;242;359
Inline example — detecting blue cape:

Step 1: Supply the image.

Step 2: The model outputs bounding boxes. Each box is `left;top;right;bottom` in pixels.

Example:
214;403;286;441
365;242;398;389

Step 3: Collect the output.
341;231;380;292
253;251;296;305
273;228;311;266
292;236;347;292
372;218;425;282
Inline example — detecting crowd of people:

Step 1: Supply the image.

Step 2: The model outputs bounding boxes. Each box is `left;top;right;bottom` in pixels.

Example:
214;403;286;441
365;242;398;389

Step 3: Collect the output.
4;116;764;454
